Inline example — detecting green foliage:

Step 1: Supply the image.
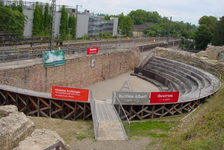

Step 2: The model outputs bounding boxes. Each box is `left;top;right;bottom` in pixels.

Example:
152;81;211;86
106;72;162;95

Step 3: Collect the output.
163;82;224;150
199;16;218;31
194;24;212;50
10;2;23;12
128;9;162;25
128;9;148;25
0;5;26;37
76;135;87;141
32;2;43;36
60;5;69;39
147;11;161;23
68;15;76;38
118;13;133;36
199;16;218;45
144;21;197;39
213;16;224;46
99;32;112;39
43;3;51;37
180;38;195;50
130;120;177;138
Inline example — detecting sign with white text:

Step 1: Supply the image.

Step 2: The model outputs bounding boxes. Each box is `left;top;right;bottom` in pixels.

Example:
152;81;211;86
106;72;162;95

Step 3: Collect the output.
51;86;89;102
86;47;99;55
114;92;149;104
150;92;179;104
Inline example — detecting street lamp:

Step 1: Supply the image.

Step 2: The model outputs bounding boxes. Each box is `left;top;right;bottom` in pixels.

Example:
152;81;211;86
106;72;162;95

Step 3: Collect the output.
75;5;82;39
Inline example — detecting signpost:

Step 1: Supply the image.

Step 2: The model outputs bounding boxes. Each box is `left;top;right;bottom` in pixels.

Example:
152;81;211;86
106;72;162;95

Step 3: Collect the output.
86;47;99;55
51;86;89;102
42;50;65;67
150;92;179;104
114;92;149;104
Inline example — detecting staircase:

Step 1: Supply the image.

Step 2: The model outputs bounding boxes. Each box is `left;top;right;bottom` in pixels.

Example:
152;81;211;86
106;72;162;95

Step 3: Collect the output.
91;100;127;141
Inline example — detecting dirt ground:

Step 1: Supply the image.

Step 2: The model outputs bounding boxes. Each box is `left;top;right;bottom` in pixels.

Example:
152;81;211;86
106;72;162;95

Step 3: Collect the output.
29;117;154;150
71;137;151;150
86;71;159;100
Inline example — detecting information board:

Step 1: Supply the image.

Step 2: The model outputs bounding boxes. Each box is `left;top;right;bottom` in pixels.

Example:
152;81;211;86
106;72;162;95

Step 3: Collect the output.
51;86;89;102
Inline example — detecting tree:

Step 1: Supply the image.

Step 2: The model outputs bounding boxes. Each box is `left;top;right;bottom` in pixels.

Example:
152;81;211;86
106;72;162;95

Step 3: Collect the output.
199;16;218;30
68;14;76;38
32;2;43;36
118;14;133;36
43;3;51;36
0;5;26;37
59;5;68;39
194;24;212;50
144;25;162;37
146;11;161;23
213;16;224;46
199;16;218;44
128;9;148;25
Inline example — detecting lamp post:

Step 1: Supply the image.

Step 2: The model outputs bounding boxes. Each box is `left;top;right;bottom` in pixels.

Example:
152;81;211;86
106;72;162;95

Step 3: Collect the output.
50;0;56;50
75;5;82;39
167;16;172;43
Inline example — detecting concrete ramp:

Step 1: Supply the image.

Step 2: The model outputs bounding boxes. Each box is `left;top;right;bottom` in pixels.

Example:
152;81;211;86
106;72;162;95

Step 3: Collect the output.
91;100;127;141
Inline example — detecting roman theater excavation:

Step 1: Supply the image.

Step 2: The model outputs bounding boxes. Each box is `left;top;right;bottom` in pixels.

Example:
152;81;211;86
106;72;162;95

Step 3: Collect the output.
0;40;221;148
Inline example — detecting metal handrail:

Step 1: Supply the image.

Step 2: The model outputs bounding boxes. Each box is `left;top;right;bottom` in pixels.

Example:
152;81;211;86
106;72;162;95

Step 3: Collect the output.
89;91;99;139
113;95;130;137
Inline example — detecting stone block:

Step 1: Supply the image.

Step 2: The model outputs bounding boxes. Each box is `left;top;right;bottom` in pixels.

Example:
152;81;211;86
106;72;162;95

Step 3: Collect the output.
0;112;35;150
14;129;67;150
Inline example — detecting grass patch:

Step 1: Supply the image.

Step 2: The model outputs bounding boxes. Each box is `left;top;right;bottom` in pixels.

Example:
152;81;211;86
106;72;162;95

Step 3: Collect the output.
76;135;87;141
29;117;94;145
130;120;178;138
162;82;224;150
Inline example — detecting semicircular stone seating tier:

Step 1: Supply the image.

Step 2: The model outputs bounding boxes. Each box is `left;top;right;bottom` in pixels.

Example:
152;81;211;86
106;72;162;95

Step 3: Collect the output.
135;56;221;103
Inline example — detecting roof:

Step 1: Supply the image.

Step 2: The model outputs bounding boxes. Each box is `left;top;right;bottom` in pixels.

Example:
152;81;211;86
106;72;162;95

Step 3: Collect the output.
133;23;155;32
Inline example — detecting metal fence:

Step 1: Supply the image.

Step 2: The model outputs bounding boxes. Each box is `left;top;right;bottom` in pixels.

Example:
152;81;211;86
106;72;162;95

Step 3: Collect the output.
0;38;180;63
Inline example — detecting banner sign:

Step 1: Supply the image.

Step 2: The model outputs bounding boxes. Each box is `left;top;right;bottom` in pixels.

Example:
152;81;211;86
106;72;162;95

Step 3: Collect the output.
114;92;149;104
42;50;65;67
86;47;99;55
51;86;89;102
150;92;179;104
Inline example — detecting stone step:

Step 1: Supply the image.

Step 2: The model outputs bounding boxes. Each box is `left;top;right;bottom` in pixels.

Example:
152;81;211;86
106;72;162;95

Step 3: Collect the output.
91;101;128;141
97;121;127;141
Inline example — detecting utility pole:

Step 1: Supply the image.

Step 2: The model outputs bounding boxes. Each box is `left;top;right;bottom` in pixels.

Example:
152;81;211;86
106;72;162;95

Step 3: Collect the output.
50;0;56;50
75;5;82;39
167;16;172;43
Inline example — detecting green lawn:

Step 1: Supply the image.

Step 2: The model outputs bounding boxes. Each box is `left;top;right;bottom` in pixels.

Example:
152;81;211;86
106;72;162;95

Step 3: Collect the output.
130;119;179;138
162;82;224;150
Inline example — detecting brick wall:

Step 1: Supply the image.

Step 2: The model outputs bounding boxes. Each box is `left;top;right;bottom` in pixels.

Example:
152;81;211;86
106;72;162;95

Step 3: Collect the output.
0;49;140;92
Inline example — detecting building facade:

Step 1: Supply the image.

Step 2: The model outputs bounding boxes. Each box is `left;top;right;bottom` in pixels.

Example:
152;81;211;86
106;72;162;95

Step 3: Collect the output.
2;1;118;38
77;13;118;38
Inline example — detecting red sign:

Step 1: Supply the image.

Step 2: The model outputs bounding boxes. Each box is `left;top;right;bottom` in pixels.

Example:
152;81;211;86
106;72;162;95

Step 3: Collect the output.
51;86;89;102
150;92;179;104
86;47;99;55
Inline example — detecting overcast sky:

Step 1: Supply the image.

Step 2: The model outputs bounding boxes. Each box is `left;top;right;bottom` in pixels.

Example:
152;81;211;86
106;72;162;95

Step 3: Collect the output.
33;0;224;25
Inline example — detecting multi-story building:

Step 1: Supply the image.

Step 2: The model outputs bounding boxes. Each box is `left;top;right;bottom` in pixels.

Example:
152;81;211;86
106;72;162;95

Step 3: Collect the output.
2;1;118;38
77;12;118;38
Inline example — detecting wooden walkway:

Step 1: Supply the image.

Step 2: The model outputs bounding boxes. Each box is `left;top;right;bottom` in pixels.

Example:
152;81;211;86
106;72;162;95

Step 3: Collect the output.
92;100;127;141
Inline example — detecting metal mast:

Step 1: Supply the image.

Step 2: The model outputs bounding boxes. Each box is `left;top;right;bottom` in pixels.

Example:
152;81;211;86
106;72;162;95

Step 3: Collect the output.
50;0;56;50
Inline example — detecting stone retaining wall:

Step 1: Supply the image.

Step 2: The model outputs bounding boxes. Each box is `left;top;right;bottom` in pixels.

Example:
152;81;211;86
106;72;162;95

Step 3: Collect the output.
0;49;140;92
